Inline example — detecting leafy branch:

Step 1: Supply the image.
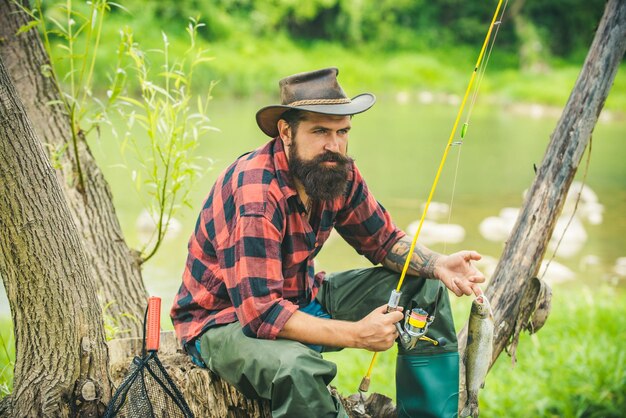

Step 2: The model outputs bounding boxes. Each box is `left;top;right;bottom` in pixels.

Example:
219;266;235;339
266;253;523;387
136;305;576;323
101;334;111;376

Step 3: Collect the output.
16;0;122;193
113;18;217;263
15;1;217;263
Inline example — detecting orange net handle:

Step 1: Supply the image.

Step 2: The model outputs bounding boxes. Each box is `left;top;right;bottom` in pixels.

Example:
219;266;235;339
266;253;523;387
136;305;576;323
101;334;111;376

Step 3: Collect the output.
146;296;161;352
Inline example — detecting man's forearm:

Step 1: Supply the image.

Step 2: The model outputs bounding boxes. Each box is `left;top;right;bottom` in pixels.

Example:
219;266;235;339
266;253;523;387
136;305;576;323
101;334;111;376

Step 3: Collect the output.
278;311;358;348
382;236;441;279
277;305;403;351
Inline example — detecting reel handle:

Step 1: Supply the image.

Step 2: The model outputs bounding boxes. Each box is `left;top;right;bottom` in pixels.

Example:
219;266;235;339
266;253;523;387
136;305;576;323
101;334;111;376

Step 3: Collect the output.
386;290;413;346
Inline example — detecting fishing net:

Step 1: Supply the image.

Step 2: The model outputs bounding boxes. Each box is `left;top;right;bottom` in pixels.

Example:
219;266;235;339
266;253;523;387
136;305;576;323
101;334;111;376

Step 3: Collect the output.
104;297;194;418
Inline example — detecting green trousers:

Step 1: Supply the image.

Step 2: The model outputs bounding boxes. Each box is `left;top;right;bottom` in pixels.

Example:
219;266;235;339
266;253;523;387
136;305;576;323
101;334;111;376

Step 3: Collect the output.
198;267;458;418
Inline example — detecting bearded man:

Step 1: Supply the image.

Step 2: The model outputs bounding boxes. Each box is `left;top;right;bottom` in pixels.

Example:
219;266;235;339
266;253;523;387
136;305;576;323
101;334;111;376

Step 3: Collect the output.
171;68;485;418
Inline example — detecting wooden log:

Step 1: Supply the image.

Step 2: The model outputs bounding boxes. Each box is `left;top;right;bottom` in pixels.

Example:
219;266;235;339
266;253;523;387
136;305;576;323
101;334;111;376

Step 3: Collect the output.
457;0;626;409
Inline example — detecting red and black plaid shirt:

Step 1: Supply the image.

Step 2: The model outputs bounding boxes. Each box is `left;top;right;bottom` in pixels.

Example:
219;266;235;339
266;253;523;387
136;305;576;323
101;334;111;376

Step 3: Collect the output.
171;138;404;345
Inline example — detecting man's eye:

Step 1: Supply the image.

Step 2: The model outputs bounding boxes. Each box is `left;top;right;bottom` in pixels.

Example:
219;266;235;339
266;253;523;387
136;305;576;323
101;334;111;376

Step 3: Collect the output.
338;129;349;135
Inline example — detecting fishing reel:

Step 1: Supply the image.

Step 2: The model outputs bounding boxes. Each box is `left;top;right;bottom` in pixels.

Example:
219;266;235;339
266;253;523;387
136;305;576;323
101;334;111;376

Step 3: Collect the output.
387;290;447;350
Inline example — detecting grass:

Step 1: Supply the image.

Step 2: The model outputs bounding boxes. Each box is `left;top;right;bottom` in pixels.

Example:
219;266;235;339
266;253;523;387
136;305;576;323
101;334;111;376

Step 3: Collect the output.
324;285;626;417
0;317;14;399
480;285;626;417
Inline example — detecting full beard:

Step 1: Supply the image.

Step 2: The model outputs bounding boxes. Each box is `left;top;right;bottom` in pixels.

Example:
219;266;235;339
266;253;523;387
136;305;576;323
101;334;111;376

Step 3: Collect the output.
288;141;353;201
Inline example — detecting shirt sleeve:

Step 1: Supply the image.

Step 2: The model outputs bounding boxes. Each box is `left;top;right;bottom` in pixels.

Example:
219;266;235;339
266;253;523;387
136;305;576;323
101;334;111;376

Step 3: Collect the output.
334;165;405;264
216;204;298;339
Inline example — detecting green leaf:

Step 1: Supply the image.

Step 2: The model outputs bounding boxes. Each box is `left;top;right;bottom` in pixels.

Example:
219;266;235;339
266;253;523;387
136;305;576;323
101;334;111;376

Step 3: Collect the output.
47;16;68;35
109;2;130;13
159;71;187;85
16;20;40;35
194;56;216;64
118;96;144;108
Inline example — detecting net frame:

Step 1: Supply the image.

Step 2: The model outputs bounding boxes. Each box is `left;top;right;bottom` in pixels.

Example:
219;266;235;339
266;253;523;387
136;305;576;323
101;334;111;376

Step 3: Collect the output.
104;301;194;418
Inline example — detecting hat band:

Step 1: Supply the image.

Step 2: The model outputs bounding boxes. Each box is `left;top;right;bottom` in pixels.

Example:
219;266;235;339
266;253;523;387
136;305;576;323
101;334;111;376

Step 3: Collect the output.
287;97;351;107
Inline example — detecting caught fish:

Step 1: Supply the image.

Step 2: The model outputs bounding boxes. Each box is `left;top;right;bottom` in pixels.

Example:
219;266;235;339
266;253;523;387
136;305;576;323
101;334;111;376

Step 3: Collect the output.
460;295;494;418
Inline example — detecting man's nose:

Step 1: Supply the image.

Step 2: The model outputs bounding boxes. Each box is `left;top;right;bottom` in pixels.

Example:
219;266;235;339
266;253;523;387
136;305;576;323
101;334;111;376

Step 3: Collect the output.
324;134;340;152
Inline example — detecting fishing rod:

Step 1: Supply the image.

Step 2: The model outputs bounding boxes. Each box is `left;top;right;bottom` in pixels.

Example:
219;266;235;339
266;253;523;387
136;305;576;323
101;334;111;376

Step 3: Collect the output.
357;0;509;401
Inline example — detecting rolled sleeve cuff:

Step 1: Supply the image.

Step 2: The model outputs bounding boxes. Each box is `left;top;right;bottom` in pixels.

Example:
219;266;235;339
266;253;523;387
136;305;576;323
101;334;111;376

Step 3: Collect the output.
256;299;299;340
370;229;406;265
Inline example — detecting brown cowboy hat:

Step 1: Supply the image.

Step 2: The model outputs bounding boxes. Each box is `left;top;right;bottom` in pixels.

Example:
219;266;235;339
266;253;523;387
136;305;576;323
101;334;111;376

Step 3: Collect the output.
256;67;376;137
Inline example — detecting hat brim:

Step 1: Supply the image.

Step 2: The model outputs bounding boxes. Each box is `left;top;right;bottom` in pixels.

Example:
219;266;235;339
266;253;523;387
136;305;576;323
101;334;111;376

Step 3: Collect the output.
255;93;376;138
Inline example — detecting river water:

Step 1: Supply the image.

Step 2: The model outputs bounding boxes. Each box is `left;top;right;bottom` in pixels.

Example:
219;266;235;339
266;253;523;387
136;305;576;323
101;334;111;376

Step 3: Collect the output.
1;96;625;317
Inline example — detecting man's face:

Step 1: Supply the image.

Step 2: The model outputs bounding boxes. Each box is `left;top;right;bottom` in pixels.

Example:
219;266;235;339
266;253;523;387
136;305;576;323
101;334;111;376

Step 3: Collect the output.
288;113;351;161
282;113;354;201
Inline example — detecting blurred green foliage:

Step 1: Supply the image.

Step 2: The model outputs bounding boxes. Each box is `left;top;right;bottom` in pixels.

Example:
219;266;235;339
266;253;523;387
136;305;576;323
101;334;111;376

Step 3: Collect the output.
0;318;13;398
128;0;605;56
36;0;624;110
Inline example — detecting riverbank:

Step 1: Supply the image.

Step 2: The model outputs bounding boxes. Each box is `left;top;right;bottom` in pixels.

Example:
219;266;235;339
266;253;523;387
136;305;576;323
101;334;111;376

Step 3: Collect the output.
203;39;626;112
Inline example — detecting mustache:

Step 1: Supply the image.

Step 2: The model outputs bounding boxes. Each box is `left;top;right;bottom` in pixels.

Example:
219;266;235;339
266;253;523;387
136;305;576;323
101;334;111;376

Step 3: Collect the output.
312;152;353;165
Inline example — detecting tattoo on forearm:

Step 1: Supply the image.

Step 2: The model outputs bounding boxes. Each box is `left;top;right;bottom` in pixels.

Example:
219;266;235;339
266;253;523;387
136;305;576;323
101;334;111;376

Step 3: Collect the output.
383;238;411;272
422;252;439;278
383;236;440;279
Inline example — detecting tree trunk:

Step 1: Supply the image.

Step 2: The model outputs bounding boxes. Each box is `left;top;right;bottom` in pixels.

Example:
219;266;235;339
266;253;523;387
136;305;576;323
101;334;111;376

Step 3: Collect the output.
458;0;626;407
0;0;146;337
0;54;111;417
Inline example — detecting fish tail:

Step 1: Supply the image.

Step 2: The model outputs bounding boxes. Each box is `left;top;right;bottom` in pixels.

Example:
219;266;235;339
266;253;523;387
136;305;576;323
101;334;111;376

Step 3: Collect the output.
460;395;479;417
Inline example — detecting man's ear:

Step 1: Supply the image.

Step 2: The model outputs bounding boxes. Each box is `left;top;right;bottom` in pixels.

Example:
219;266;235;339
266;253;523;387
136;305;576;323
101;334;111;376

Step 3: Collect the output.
277;119;292;145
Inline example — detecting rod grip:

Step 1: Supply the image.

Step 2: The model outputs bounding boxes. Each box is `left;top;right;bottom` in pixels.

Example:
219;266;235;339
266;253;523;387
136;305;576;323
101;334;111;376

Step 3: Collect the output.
358;376;370;393
387;289;402;312
146;296;161;352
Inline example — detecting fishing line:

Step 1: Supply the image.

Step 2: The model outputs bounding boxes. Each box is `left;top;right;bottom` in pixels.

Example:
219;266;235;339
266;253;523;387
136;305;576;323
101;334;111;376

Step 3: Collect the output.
394;0;505;294
442;144;463;255
539;136;593;282
359;0;507;394
444;0;509;254
464;0;510;127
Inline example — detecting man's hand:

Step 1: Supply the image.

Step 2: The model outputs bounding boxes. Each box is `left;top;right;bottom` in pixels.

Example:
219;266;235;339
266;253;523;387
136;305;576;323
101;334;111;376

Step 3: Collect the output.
434;250;485;297
353;304;404;352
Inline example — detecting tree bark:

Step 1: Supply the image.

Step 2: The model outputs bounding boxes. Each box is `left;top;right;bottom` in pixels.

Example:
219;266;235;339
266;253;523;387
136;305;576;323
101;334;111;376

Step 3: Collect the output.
458;0;626;407
0;54;111;417
0;0;146;337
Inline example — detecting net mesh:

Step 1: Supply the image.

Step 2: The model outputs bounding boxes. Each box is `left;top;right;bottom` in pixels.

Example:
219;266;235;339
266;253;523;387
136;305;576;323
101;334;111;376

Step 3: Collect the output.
104;352;193;418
